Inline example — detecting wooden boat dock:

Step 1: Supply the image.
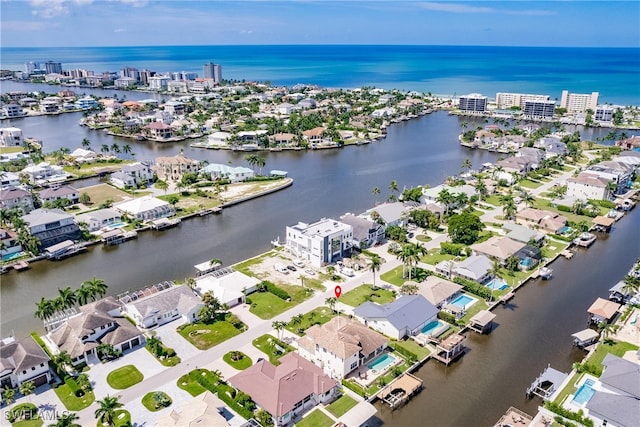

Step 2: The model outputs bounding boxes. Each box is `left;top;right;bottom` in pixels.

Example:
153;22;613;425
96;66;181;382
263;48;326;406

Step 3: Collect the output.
377;373;423;409
494;406;533;427
499;291;515;304
573;232;596;248
101;229;138;246
151;217;181;230
13;260;30;271
432;333;466;365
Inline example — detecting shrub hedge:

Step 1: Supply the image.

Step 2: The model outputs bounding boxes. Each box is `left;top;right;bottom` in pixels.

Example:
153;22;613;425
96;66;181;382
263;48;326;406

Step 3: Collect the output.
453;277;492;300
261;281;290;300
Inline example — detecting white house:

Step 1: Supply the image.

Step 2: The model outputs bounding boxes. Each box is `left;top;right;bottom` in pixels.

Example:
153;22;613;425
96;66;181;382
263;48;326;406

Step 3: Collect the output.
0;127;23;147
70;148;98;163
110;171;136;189
566;172;611;201
296;316;387;379
23;208;80;249
0;335;52;388
353;295;439;339
111;162;153;189
39;185;80;205
21;162;67;184
124;285;203;329
285;218;353;267
76;208;122;232
207;131;231;147
200;163;255;183
0;187;34;213
193;269;259;307
0;172;21;189
449;255;493;283
339;213;385;248
115;196;175;221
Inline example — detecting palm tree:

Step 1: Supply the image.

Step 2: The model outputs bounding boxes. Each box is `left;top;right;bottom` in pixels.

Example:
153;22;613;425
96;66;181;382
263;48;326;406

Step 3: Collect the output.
605;180;617;198
291;314;304;328
34;297;55;321
81;138;91;149
121;144;133;156
437;188;454;216
110;143;121;154
621;275;640;296
75;284;93;306
521;191;535;208
397;244;414;279
271;321;287;340
369;254;382;288
185;277;196;290
82;276;108;301
325;297;337;313
49;411;80;427
2;386;16;405
54;351;73;374
100;144;110;155
155;180;169;194
57;286;77;309
209;258;222;267
255;156;266;176
597;321;618;342
19;380;35;401
372;187;381;205
461;158;473;174
244;154;258;173
389;180;399;200
95;395;123;427
474;179;488;200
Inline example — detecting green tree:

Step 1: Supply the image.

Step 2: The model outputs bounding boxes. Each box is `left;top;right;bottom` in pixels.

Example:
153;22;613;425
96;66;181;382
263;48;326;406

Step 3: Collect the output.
271;320;287;340
447;212;484;245
95;395;123;427
81;138;91;149
18;380;35;400
369;254;382;288
82;276;108;301
372;186;381;205
461;158;473;174
57;286;77;309
50;411;80;427
155;180;169;194
79;192;91;205
2;386;16;405
325;296;337;313
34;297;55;320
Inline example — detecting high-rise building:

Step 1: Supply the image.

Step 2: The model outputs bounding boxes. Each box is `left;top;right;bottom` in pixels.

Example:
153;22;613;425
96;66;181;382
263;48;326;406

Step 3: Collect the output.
25;62;39;74
560;90;599;113
44;61;63;74
495;93;550;109
458;93;487;113
595;105;614;122
203;62;222;84
523;100;556;119
120;67;140;81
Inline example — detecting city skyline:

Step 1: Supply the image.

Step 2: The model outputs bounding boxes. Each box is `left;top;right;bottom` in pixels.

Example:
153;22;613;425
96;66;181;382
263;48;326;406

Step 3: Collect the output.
1;1;639;48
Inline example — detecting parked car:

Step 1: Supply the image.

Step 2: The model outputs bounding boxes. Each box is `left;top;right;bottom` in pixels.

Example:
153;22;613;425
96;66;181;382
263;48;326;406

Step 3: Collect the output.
305;268;315;275
274;264;289;274
287;265;297;272
293;259;305;268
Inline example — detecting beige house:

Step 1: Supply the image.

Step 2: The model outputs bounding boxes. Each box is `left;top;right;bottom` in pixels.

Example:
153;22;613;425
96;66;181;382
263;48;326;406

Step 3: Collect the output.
516;208;568;234
154;154;200;182
155;391;230;426
302;127;326;145
297;316;387;379
470;236;526;264
419;276;463;308
587;297;621;324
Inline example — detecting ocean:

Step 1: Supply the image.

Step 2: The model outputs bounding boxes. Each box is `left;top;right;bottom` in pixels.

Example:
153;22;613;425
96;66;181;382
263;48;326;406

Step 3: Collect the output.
1;45;639;105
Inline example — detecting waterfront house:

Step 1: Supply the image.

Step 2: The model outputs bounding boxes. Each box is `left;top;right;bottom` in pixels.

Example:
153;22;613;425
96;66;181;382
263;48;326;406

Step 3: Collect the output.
470;236;526;265
450;254;493;283
46;296;144;365
39;185;80;206
419;276;463;309
0;127;23;147
586;161;634;194
502;222;546;245
0;187;34;213
154;391;231;427
302;127;326;146
587;298;621;324
339;213;385;249
110;171;136;189
0;335;52;388
120;162;153;187
353;295;438;340
0;228;22;257
22;208;80;249
164;100;185;115
296;316;388;379
228;352;340;427
193;269;259;307
154;154;200;182
144;122;173;140
114;196;175;221
420;184;477;207
536;136;566;158
123;284;203;329
617;135;640;151
584;354;640;427
76;208;122;232
285;218;353;267
2;104;25;118
566;172;611;201
21;162;67;184
70;148;98;163
207;131;231;147
200;163;254;183
363;201;413;228
270;133;297;146
516;208;568;234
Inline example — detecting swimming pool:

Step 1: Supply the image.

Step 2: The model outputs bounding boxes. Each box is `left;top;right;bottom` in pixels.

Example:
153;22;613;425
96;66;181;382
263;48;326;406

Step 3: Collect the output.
1;251;25;262
486;278;509;291
421;320;445;336
367;353;396;372
572;379;596;404
559;226;573;235
451;294;477;310
106;222;126;230
520;258;535;268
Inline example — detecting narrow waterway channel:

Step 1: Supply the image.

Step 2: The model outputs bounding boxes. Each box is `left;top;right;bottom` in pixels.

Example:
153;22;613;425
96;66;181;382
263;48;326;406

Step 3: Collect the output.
375;207;640;426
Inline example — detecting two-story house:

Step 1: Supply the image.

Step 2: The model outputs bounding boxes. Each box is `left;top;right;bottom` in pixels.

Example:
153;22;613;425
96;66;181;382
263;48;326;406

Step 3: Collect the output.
285;218;353;267
22;208;81;249
0;187;34;213
0;335;51;388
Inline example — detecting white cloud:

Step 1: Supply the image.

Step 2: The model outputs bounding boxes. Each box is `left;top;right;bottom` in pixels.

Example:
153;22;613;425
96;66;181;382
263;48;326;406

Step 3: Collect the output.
29;0;69;18
2;20;59;31
115;0;148;7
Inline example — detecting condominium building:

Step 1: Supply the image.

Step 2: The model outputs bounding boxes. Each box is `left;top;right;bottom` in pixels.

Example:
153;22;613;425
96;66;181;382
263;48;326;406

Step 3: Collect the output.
560;90;599;113
595;105;614;122
203;62;222;84
148;76;170;91
285;218;353;267
495;93;550;109
458;93;487;113
44;61;62;74
523;100;556;119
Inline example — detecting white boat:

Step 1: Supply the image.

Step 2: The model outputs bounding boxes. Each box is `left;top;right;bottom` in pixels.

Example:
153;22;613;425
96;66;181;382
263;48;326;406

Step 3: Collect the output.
539;267;553;280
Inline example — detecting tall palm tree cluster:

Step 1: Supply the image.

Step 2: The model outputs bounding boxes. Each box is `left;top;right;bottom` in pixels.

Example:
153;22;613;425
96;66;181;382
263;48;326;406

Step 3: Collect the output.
0;207;40;255
244;154;266;176
34;276;108;321
396;242;428;280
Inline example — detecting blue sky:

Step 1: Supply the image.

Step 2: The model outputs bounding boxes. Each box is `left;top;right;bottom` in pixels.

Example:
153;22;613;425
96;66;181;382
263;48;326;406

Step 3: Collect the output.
1;1;638;47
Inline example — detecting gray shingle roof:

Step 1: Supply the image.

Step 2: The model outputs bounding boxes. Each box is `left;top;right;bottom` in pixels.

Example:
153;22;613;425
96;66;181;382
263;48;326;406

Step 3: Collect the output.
0;336;50;374
354;295;438;332
586;391;640;427
23;208;73;228
127;285;201;318
600;354;640;397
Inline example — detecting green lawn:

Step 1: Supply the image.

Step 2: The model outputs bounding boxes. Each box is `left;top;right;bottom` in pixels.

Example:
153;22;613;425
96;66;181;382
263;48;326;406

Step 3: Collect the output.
296;409;334;427
541;239;569;260
107;365;144;389
587;340;639;367
249;291;295;319
177;373;207;397
252;334;295;366
484;195;502;207
54;384;95;411
178;321;242;350
80;183;132;206
0;146;25;154
223;351;253;370
325;394;358;417
13;420;43;427
416;234;432;242
519;179;543;189
141;391;173;412
285;306;336;336
379;266;407;287
340;284;396;307
553;372;583;405
392;339;432;360
420;250;457;266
